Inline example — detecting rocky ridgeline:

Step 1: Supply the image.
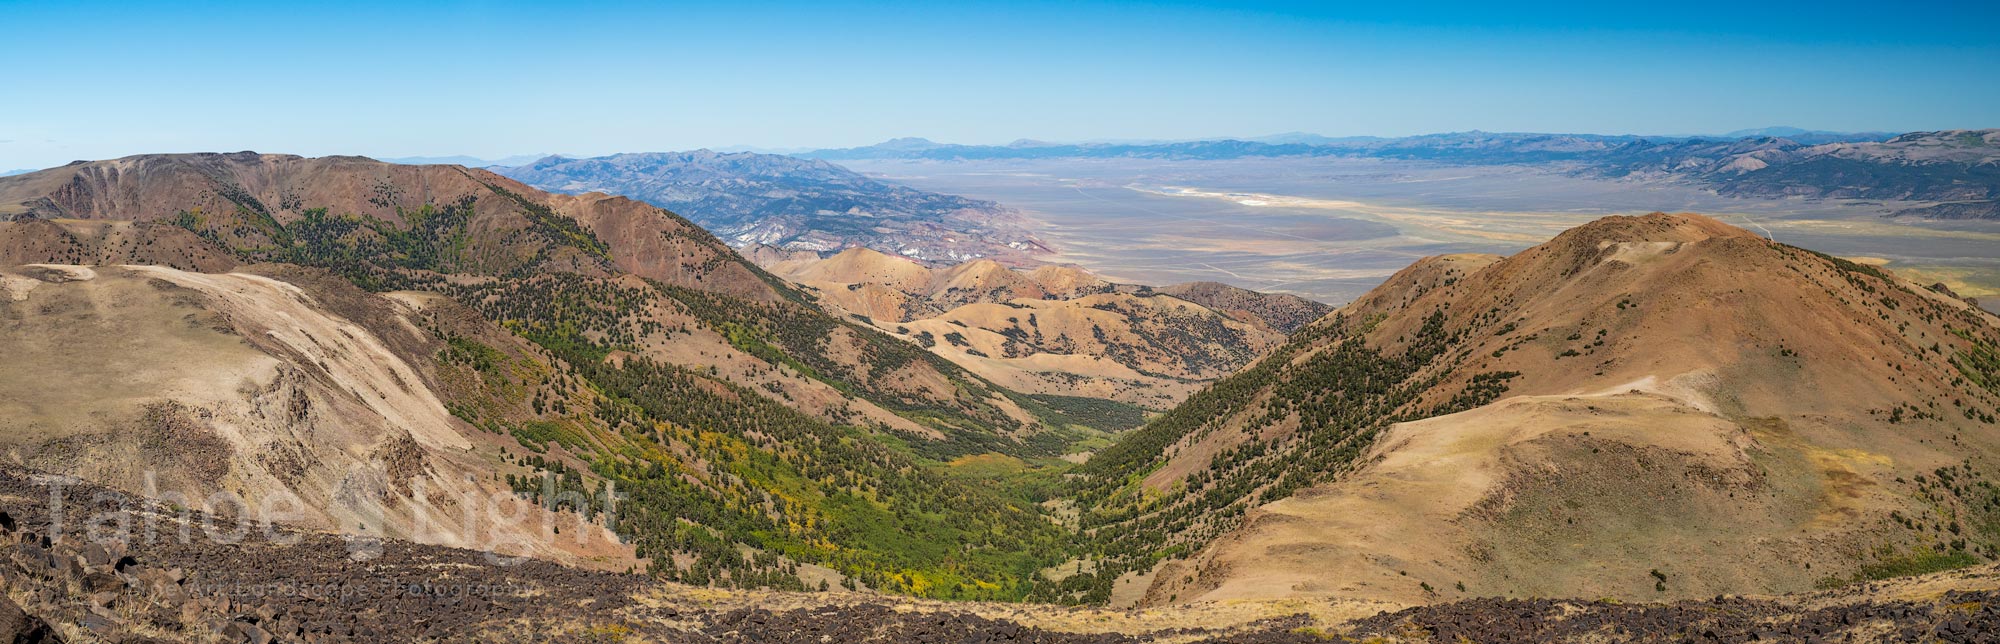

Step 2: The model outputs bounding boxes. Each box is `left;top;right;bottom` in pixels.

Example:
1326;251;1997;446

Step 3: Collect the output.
0;465;1996;643
696;604;1333;644
1345;594;2000;643
0;466;646;642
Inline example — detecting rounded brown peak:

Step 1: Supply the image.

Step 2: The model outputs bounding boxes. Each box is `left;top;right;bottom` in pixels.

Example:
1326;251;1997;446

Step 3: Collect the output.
791;246;931;287
827;246;928;275
1550;212;1757;247
933;259;1043;297
1025;263;1106;293
1463;213;1770;297
1026;263;1097;281
828;245;898;261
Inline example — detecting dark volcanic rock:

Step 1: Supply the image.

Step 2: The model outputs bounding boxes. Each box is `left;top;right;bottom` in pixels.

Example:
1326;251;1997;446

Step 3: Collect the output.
0;594;56;644
0;464;1994;643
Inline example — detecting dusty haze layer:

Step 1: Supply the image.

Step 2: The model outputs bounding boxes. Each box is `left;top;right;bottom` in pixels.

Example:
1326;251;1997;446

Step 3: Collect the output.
843;157;2000;309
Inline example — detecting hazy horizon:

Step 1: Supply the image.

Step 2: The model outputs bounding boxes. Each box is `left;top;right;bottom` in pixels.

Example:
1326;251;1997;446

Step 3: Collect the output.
0;124;1950;173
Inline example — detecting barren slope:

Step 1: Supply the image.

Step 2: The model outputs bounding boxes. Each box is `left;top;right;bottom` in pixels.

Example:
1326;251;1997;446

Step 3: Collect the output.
0;263;629;566
763;247;1291;411
1064;213;2000;607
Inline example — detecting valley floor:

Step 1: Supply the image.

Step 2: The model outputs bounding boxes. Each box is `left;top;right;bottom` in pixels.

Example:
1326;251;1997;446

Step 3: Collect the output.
2;465;1995;643
844;157;2000;308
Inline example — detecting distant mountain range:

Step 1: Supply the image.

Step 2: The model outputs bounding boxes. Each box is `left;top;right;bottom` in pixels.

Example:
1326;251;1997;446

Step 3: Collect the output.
1592;130;2000;215
1720;126;1898;144
798;129;1893;161
494;150;1048;263
1241;132;1388;145
802;129;2000;219
380;153;552;167
801;136;1353;162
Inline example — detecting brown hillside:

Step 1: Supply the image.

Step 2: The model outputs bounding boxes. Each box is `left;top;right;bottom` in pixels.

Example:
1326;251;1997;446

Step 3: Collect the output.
771;247;1105;320
0;263;630;567
1073;213;2000;607
764;248;1290;410
0;154;1074;523
0;218;238;271
1026;264;1116;300
789;246;941;294
0;154;1031;441
1157;281;1334;333
900;292;1282;409
0;153;778;300
543;190;780;302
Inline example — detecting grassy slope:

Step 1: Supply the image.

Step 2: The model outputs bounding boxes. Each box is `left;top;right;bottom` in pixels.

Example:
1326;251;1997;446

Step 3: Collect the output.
163;188;1111;599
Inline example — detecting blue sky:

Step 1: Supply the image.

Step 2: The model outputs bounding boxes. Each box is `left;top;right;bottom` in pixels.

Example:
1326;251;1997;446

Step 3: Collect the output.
1;0;1995;170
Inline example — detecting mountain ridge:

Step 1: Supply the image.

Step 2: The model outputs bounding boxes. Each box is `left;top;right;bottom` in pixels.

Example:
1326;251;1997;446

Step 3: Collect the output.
494;150;1049;264
1055;212;2000;606
0;151;786;300
0;152;1102;600
803;130;2000;218
8;150;2000;618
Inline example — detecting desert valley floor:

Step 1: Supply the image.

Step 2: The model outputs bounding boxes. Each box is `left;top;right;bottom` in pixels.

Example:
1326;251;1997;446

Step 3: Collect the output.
846;157;2000;311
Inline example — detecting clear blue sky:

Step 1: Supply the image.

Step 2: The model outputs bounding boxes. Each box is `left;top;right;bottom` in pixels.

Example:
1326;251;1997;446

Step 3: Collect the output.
2;0;1995;170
